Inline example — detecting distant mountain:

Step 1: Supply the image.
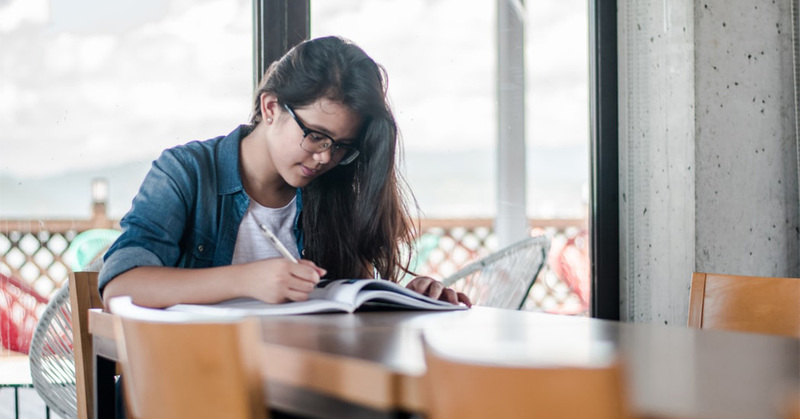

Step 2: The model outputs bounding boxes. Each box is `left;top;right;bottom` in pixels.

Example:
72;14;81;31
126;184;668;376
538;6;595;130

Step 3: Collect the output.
405;145;588;218
0;146;587;220
0;161;152;219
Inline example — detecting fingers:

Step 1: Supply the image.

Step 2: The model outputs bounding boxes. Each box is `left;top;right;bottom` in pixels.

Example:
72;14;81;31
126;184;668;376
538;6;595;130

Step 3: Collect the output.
457;292;472;307
284;288;312;302
405;276;435;294
439;288;459;305
298;259;327;277
436;288;472;307
406;276;471;307
282;262;322;300
287;275;317;293
288;261;322;285
248;258;325;303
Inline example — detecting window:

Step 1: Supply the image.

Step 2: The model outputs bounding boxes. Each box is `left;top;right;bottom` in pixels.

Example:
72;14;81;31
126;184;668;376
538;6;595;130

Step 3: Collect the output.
0;0;252;293
311;0;591;314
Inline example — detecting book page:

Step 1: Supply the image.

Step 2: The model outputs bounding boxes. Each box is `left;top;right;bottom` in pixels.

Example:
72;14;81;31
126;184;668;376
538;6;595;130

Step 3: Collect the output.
313;279;464;310
168;297;353;316
353;281;462;309
167;279;466;317
308;279;376;305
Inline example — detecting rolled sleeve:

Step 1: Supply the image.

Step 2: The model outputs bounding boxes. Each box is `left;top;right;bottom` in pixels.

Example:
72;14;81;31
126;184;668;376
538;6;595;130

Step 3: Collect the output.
96;126;248;299
98;246;165;294
97;148;194;297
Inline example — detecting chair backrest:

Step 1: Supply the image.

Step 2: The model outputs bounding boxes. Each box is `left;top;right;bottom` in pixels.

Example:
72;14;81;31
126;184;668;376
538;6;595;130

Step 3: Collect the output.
29;280;78;418
422;339;632;419
64;229;121;272
688;272;800;337
109;296;267;419
442;235;550;310
0;273;48;354
69;271;104;419
27;271;106;419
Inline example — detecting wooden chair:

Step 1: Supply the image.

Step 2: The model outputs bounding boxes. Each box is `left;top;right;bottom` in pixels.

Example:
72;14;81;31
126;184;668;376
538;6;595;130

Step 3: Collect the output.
70;271;104;419
108;296;267;419
442;235;550;310
688;272;800;337
422;338;633;419
786;389;800;419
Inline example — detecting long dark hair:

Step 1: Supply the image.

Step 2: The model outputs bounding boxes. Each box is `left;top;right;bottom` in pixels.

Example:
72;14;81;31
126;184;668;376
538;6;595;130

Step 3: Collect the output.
251;36;417;282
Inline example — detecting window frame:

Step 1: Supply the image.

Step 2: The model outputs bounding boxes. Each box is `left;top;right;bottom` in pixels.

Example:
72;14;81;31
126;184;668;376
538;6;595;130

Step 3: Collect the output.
588;0;620;320
252;0;309;87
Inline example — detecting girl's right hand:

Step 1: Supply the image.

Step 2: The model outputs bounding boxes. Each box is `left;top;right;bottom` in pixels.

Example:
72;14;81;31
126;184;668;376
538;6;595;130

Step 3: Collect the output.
241;258;326;303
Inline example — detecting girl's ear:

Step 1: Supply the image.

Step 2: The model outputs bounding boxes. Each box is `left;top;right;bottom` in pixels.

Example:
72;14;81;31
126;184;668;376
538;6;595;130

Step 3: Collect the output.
260;93;280;122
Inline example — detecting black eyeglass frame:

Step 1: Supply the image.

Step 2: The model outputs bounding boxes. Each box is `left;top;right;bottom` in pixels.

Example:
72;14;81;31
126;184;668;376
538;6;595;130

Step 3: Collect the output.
282;103;360;166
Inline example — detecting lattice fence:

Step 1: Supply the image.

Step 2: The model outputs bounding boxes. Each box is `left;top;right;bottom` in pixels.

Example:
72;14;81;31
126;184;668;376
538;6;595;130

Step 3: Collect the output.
0;229;76;298
412;219;589;315
0;217;589;315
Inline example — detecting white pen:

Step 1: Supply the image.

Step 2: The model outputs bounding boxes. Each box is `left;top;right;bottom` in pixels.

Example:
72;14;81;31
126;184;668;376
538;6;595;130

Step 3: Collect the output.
259;224;299;263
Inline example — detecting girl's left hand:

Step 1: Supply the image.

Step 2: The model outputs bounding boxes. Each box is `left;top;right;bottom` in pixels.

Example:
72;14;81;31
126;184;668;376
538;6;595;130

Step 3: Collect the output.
405;276;472;307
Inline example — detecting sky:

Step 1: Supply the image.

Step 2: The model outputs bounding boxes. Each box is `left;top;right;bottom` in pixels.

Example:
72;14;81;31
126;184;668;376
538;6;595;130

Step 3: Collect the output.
0;0;589;218
0;0;252;178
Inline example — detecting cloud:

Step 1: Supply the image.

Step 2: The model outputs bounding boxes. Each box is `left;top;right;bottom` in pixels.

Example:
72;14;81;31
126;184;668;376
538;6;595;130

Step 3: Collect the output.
312;0;589;151
0;0;48;33
1;0;589;178
1;0;251;177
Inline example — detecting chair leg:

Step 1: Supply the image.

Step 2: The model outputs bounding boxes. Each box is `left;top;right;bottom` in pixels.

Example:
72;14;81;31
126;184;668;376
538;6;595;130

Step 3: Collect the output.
14;387;19;419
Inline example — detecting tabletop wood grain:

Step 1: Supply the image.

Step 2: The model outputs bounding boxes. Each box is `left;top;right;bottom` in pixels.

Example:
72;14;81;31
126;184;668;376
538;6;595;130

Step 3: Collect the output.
90;307;800;419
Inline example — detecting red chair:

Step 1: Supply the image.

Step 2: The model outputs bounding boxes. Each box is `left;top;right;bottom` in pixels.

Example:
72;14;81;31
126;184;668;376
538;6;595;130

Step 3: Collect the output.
0;273;48;354
547;230;590;315
1;273;51;418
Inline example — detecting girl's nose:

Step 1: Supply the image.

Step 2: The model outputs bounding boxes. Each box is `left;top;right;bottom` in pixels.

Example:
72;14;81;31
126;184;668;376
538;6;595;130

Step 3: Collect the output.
313;148;332;165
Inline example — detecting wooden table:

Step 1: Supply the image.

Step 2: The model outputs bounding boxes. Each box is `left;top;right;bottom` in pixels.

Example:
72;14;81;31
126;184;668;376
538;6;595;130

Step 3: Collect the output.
89;307;800;419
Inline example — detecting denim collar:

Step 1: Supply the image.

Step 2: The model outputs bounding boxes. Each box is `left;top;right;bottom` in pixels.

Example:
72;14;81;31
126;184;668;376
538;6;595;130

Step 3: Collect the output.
216;124;253;196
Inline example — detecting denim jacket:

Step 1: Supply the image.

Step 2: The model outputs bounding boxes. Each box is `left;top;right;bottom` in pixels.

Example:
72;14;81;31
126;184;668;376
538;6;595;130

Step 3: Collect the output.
98;125;304;294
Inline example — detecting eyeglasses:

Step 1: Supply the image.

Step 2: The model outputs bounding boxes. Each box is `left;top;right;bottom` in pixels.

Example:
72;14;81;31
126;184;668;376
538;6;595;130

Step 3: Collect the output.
283;104;360;166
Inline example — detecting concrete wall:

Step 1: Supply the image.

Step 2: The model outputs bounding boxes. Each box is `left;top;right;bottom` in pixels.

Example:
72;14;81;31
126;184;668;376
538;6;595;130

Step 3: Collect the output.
618;0;800;324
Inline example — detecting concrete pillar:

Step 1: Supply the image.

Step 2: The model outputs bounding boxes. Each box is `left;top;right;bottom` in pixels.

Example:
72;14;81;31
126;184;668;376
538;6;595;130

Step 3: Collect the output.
694;0;799;277
496;0;528;248
619;0;696;324
618;0;799;324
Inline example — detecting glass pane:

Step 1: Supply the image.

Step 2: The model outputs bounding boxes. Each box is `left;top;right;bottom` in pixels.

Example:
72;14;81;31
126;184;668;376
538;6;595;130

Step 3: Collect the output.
311;0;590;315
0;0;252;289
312;0;496;218
526;1;590;315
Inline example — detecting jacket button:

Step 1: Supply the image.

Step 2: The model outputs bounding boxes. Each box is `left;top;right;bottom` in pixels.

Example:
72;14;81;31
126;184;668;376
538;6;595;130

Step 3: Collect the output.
198;245;204;252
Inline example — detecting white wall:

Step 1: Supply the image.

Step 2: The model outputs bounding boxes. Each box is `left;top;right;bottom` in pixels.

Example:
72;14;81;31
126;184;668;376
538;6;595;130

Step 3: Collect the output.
619;0;800;324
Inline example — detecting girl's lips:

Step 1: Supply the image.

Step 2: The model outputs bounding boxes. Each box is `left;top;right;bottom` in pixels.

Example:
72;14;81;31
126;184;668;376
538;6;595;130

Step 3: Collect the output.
300;165;319;177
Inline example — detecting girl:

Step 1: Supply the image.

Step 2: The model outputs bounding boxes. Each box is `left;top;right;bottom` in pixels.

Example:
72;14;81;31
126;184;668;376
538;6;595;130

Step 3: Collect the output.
100;36;470;308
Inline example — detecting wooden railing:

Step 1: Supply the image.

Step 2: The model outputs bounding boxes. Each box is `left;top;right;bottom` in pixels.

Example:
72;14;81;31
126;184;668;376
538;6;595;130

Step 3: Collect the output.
0;203;118;296
0;209;589;315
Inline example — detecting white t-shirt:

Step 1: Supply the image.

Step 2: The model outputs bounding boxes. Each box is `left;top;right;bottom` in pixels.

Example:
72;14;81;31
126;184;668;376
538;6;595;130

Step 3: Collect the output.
232;196;300;265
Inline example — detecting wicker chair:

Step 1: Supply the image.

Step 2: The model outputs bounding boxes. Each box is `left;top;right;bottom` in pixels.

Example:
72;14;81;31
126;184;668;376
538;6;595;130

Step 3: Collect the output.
442;235;550;310
28;281;77;418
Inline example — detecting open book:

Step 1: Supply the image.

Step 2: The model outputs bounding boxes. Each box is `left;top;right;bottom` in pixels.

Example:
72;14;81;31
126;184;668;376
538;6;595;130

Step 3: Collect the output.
168;278;468;316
